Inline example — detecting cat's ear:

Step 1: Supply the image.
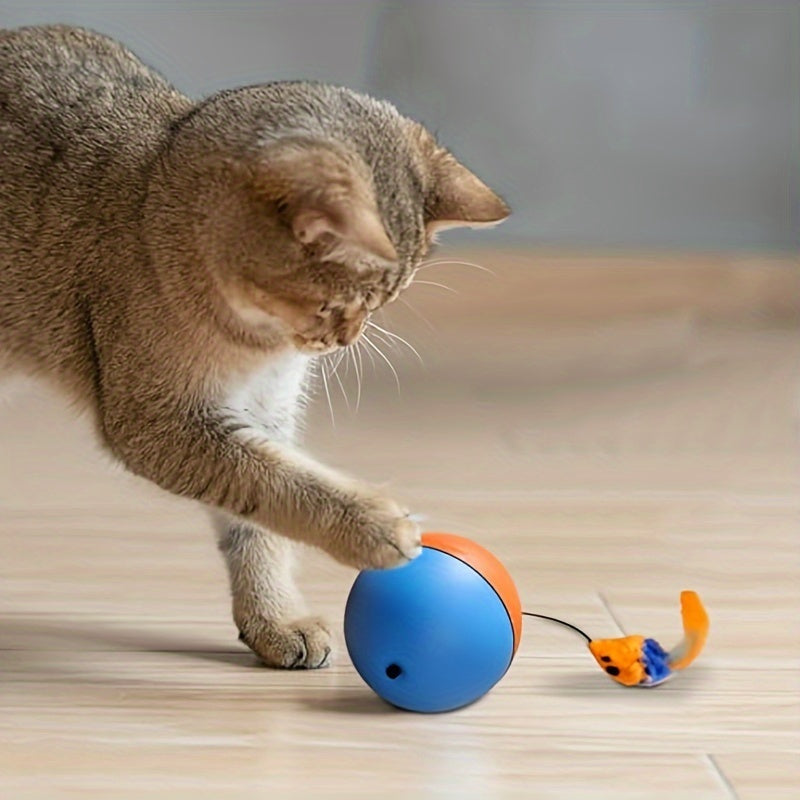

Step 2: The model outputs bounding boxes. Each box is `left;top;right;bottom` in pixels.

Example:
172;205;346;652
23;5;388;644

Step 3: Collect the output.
409;122;510;234
425;150;510;235
257;140;397;262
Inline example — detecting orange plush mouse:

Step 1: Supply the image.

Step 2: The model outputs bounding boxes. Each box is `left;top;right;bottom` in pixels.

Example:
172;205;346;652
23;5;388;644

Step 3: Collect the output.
524;591;709;687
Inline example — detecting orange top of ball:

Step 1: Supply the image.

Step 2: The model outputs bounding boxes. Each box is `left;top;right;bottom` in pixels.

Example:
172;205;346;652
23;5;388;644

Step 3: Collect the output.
422;532;523;653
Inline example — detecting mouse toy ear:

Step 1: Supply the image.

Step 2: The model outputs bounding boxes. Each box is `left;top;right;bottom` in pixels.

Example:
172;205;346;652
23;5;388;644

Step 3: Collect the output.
257;138;397;263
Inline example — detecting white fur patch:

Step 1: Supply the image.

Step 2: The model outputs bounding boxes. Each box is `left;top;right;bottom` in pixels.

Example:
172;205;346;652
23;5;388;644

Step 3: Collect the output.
0;373;37;407
221;350;311;442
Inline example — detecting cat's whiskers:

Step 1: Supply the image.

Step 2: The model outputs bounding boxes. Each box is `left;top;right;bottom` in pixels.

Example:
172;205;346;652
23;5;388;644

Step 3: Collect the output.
318;332;397;414
362;332;401;396
342;349;351;404
329;347;348;377
326;351;350;410
341;347;352;405
397;296;438;332
411;279;458;294
365;327;396;354
366;320;423;365
317;358;336;428
358;333;377;371
353;342;364;411
417;258;496;276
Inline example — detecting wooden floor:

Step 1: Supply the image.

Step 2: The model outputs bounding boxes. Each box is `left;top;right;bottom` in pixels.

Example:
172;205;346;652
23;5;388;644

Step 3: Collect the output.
1;251;799;799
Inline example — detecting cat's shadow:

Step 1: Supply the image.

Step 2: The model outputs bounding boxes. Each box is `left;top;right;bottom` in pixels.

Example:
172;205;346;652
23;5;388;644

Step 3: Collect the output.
0;615;397;714
0;614;261;675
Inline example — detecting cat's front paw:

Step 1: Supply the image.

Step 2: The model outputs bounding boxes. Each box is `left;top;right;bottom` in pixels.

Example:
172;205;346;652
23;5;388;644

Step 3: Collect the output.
326;488;422;570
237;615;332;669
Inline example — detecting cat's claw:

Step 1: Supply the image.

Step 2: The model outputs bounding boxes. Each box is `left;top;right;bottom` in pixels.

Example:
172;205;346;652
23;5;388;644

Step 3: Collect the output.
237;615;332;669
327;489;422;570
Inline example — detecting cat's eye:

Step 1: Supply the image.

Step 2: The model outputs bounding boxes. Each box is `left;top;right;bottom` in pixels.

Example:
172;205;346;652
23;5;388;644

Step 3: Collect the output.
364;290;378;310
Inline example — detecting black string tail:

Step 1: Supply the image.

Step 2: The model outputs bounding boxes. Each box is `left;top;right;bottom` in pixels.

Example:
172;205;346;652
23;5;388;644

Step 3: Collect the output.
522;611;592;644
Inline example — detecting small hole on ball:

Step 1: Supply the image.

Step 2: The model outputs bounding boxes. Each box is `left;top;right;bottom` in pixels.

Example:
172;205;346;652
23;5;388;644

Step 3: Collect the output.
385;663;402;679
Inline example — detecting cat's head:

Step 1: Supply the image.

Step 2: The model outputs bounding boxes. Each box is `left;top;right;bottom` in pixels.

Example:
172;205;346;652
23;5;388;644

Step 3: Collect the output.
158;83;509;354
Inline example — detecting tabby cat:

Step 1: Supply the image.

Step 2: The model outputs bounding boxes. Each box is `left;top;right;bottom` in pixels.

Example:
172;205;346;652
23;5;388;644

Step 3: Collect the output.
0;26;509;668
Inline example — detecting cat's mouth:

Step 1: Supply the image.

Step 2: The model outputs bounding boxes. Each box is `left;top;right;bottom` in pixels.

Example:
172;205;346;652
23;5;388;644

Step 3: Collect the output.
290;296;370;355
291;320;366;355
292;335;342;355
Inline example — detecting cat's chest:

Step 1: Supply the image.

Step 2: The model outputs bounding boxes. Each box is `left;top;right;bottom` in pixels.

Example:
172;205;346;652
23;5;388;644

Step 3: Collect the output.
221;351;311;440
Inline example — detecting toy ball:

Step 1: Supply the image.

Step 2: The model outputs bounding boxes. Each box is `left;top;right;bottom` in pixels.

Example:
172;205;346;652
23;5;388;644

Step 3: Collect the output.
344;532;522;713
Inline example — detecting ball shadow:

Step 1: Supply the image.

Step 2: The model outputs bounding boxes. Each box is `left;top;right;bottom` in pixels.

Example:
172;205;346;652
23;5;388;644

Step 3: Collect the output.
296;690;398;716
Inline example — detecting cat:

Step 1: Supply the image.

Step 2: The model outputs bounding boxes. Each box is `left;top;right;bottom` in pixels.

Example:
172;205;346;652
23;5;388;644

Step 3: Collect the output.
0;25;509;668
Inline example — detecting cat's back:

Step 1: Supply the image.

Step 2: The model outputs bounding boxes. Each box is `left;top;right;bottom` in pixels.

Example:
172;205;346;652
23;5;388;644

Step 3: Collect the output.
0;26;190;249
0;25;185;146
0;26;190;368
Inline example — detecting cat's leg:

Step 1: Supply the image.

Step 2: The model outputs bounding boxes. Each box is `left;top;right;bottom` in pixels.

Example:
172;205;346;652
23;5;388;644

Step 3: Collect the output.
102;397;421;570
212;511;331;669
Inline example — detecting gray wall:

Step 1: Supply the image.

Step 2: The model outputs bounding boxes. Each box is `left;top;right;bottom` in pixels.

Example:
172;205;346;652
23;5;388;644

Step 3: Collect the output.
2;0;798;250
0;1;380;95
371;1;800;250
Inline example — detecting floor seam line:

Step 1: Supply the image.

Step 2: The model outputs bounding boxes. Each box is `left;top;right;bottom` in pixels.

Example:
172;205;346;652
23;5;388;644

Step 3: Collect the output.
597;591;626;636
705;754;740;800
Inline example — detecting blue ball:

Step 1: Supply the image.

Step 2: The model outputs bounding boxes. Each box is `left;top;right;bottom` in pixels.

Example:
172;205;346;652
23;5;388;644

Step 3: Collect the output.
344;540;518;713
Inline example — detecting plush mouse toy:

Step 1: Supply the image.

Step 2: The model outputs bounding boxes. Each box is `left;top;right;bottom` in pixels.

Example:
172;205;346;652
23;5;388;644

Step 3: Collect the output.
524;591;709;687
